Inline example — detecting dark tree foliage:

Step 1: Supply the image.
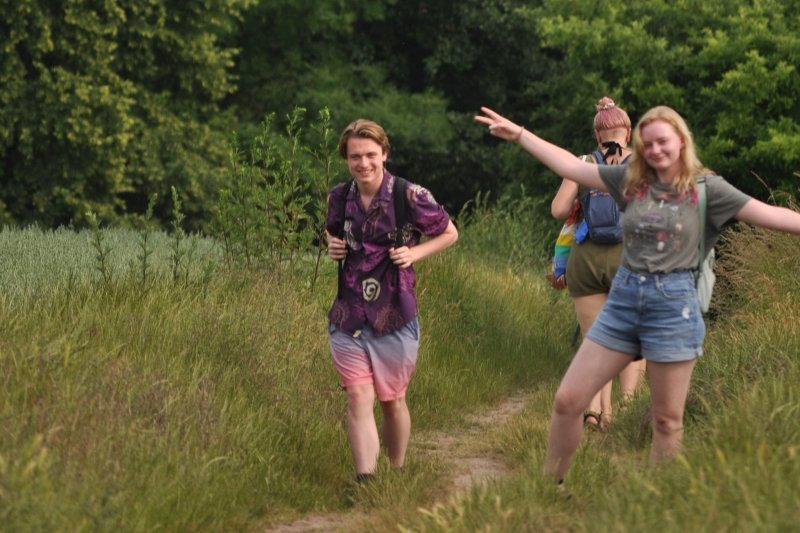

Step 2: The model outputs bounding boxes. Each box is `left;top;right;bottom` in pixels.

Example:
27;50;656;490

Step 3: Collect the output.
1;0;247;229
1;0;797;229
519;0;800;200
363;0;555;212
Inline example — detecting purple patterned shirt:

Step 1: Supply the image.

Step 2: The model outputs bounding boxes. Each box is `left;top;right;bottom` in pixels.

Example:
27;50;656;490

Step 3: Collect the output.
326;171;451;336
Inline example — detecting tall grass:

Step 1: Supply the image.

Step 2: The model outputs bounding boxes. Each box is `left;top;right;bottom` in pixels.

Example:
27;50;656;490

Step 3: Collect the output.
0;226;218;302
0;215;575;531
0;262;347;530
399;220;800;532
3;203;798;531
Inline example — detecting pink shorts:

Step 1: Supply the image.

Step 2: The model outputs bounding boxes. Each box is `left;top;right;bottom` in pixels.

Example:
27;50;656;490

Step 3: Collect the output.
328;319;420;402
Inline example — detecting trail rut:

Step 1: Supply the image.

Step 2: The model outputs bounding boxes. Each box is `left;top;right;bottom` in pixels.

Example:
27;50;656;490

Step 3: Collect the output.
266;391;530;533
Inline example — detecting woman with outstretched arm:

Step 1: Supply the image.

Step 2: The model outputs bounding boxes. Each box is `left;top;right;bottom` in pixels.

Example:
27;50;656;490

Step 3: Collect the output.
476;105;800;485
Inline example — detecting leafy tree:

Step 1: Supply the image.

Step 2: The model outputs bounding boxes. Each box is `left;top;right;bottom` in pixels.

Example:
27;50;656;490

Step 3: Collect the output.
212;106;343;285
230;0;395;124
229;1;463;211
0;0;248;229
517;0;800;199
229;0;559;213
3;0;797;230
366;0;554;211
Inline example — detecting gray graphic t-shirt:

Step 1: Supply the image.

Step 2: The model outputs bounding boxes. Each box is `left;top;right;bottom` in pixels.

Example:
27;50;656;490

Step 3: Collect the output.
598;165;751;273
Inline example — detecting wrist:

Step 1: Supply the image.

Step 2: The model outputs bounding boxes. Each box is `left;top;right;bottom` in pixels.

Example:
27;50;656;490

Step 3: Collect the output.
513;126;526;143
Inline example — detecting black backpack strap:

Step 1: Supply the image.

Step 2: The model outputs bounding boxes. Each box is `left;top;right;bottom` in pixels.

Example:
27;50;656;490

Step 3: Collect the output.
393;176;407;247
336;180;354;300
392;176;408;288
336;180;354;239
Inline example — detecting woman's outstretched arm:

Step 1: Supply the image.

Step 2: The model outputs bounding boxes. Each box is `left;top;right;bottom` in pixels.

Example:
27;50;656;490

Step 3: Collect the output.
735;199;800;233
475;106;606;191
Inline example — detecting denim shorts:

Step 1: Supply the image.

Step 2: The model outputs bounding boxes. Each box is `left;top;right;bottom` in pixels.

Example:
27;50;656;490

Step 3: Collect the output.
328;319;420;401
586;266;705;362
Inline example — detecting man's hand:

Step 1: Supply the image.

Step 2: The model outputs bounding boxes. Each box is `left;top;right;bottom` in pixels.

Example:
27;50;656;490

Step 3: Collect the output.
326;232;347;260
389;246;416;269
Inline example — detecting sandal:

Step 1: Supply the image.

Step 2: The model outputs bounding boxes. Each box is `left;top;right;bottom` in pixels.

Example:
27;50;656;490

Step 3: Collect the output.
583;410;603;431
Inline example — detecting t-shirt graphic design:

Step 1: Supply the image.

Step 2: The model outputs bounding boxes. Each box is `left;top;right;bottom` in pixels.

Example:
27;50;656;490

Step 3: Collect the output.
628;190;691;256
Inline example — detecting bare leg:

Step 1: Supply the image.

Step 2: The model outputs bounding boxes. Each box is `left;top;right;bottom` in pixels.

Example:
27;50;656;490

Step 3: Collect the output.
619;358;646;402
599;380;613;427
545;339;634;481
380;396;411;468
584;384;610;429
346;383;379;474
646;359;697;464
572;294;610;427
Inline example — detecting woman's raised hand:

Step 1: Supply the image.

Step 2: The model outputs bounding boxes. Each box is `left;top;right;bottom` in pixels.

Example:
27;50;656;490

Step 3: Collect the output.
475;105;605;191
474;106;525;142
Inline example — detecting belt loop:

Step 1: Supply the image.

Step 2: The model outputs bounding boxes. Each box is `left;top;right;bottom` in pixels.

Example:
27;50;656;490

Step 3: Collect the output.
620;266;631;285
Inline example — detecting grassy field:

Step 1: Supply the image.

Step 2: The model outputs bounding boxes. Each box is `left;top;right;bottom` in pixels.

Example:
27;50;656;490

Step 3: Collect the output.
401;222;800;532
1;212;799;531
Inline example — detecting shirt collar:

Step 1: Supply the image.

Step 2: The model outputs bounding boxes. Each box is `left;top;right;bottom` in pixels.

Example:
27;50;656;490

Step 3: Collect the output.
347;170;394;207
375;170;394;204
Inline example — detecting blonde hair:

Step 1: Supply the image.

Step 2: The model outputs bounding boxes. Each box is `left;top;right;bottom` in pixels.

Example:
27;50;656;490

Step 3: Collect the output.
593;96;631;131
624;106;710;196
337;119;390;159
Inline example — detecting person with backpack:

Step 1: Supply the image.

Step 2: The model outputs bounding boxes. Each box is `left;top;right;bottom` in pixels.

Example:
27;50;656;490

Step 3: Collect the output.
475;104;800;485
549;97;645;430
325;119;458;483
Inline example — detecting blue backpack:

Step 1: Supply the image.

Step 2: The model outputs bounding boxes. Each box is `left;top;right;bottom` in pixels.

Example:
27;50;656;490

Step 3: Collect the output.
574;150;627;244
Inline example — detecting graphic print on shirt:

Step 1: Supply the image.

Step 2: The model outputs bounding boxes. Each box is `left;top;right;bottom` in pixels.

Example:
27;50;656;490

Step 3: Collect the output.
329;298;350;325
397;183;434;245
362;278;381;301
374;304;405;334
361;203;385;245
627;189;692;257
343;219;359;252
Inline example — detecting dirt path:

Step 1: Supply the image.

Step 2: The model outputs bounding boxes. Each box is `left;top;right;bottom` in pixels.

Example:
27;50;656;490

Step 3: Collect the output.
416;390;530;493
266;391;531;533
